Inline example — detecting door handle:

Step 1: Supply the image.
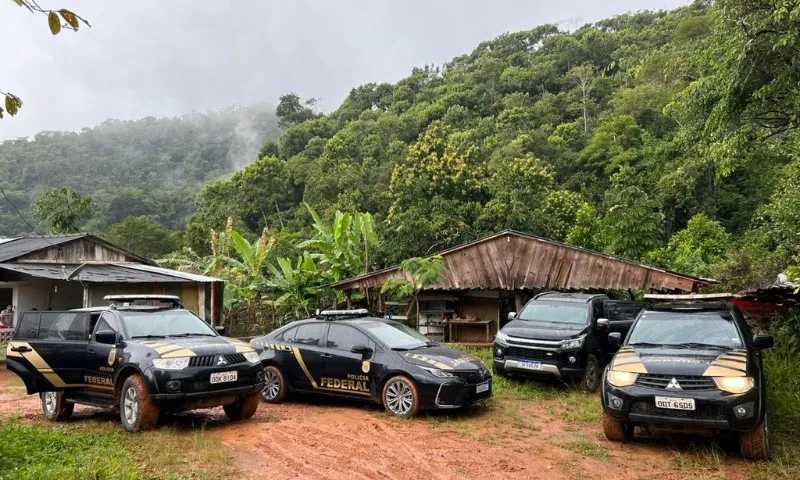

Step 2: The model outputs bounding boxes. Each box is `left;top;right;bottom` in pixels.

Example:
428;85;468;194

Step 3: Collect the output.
10;346;31;353
320;353;333;359
87;348;95;356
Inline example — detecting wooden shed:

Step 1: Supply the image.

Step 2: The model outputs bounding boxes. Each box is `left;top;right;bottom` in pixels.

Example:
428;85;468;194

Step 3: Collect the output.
330;231;711;344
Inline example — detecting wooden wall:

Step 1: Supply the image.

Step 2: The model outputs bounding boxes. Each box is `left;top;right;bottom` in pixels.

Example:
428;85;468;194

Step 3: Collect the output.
18;239;138;263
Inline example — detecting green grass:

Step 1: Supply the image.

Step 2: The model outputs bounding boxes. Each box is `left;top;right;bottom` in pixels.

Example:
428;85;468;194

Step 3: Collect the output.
559;440;610;460
0;418;139;480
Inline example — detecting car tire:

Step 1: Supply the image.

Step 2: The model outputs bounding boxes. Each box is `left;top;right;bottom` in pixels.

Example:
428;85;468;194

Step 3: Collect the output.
602;410;634;442
260;366;288;403
40;391;73;422
382;375;421;418
120;374;160;432
579;354;601;393
740;412;771;461
224;392;260;421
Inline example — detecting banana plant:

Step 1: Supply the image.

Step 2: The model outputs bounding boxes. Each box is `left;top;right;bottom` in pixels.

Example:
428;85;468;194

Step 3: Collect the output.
263;252;324;320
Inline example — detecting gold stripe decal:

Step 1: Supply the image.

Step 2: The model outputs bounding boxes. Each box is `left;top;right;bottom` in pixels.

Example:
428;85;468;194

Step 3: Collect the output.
611;349;648;374
703;350;748;377
161;348;197;358
292;347;318;388
235;344;255;353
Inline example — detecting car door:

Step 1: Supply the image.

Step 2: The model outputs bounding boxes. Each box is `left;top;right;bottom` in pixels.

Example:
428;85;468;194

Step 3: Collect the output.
284;322;327;392
601;300;645;352
319;324;375;398
84;312;122;394
5;311;89;392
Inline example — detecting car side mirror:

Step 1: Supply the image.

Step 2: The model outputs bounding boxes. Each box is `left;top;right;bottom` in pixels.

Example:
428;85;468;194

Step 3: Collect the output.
351;344;373;358
753;335;774;350
95;330;118;345
214;325;226;336
596;318;609;328
608;332;622;347
508;312;517;321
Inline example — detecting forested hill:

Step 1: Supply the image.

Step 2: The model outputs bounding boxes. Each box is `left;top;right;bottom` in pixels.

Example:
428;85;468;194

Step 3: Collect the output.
188;1;800;291
0;104;281;234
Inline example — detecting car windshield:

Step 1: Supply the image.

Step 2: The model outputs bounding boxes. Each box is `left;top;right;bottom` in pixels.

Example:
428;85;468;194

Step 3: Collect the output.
627;310;743;349
121;310;217;338
517;301;589;325
362;321;431;350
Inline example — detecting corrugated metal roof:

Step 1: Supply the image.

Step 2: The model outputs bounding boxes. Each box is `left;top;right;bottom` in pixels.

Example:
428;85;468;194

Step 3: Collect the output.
0;262;221;283
329;230;711;293
0;234;88;262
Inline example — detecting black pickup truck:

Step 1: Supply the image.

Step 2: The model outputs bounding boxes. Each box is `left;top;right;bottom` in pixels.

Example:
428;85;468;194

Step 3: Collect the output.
492;292;643;392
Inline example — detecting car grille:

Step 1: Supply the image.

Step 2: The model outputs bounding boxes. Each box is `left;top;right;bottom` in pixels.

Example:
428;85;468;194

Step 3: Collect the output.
635;375;716;391
188;373;253;393
630;401;726;421
188;353;247;367
505;347;554;362
437;382;492;406
452;370;489;383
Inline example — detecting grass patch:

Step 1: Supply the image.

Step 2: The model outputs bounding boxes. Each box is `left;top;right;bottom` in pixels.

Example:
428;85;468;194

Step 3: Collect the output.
559;440;610;460
0;418;138;480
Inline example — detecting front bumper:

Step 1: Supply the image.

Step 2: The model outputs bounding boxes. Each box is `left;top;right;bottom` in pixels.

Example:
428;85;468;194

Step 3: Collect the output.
602;381;763;432
492;341;586;379
414;372;493;410
148;363;265;404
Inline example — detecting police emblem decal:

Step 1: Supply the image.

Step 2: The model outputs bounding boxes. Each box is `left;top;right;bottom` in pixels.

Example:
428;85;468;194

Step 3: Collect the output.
107;348;117;366
361;360;371;374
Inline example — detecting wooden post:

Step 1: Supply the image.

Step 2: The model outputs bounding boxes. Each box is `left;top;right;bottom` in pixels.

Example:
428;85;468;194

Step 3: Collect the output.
515;291;524;311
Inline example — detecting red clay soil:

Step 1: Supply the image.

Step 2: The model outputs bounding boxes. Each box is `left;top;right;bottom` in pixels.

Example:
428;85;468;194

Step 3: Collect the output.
0;368;748;480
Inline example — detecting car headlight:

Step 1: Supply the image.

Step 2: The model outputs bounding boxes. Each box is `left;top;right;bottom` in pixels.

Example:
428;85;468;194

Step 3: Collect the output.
606;370;638;387
419;366;455;378
152;357;190;370
560;335;585;351
713;376;754;394
242;351;260;364
495;331;509;345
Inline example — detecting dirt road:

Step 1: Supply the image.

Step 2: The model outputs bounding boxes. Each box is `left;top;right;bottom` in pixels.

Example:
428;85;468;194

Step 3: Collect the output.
0;368;749;480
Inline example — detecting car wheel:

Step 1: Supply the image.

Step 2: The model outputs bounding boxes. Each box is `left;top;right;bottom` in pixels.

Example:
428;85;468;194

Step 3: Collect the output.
602;410;634;442
579;354;601;393
40;391;73;422
224;392;260;420
120;374;160;432
382;376;420;418
740;411;771;461
260;366;287;403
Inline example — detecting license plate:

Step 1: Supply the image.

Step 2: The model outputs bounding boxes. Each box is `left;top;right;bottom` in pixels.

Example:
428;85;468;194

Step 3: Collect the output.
518;360;542;371
210;371;238;384
476;381;490;393
655;396;695;411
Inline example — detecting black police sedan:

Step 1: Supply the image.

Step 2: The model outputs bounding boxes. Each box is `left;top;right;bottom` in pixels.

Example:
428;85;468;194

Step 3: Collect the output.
601;294;773;460
5;295;264;432
250;310;493;417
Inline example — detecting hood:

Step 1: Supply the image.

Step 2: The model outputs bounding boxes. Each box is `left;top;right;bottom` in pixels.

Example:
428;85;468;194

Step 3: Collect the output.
132;336;255;358
501;319;589;341
610;346;749;377
400;346;485;372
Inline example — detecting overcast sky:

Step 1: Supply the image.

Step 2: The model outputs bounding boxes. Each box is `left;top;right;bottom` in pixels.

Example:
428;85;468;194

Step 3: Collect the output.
2;0;689;140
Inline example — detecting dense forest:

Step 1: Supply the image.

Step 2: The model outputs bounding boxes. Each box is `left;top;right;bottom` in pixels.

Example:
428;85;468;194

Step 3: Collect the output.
185;0;798;294
0;104;281;236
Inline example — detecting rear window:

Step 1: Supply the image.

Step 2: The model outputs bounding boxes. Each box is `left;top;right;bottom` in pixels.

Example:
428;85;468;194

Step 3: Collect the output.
14;313;39;339
39;312;89;341
628;310;743;349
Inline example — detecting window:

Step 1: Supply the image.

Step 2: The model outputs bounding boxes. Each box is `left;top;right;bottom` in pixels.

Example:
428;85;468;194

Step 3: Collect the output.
93;315;119;341
518;302;589;325
14;313;39;339
39;312;89;341
119;310;216;338
362;321;430;350
628;311;743;349
277;326;297;343
326;324;370;351
294;323;324;346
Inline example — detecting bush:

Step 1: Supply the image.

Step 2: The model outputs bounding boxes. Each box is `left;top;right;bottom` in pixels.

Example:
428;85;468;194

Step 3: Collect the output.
764;315;800;440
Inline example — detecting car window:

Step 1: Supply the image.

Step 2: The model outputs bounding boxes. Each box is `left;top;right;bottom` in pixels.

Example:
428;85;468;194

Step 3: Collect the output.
93;315;119;341
362;321;430;350
518;302;589;325
39;312;90;341
14;313;39;339
119;310;216;338
628;310;743;349
326;324;370;351
294;323;324;346
278;326;297;343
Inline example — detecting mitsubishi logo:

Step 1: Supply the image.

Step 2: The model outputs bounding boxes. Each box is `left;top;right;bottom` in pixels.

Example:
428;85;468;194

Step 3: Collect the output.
216;356;228;366
666;377;682;390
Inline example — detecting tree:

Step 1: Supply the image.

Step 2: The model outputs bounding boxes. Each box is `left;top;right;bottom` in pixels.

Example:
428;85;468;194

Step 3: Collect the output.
275;93;318;128
2;1;89;119
381;256;447;324
648;213;730;277
568;63;598;134
264;253;324;321
105;216;178;259
33;187;94;234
